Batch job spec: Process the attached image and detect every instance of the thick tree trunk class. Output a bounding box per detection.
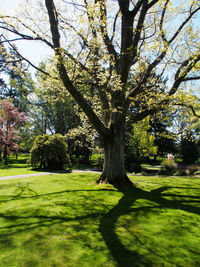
[97,131,132,189]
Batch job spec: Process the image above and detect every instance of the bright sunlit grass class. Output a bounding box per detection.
[0,167,42,177]
[0,172,199,266]
[0,154,41,177]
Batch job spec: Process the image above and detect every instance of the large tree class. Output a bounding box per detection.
[1,0,200,187]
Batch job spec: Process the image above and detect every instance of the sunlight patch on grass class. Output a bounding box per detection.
[0,167,40,177]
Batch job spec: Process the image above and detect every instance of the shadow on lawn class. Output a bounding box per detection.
[0,184,113,238]
[0,182,199,266]
[99,185,200,267]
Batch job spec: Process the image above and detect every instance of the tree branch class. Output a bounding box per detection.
[130,0,146,17]
[131,1,200,99]
[169,54,200,96]
[159,0,170,46]
[111,9,120,43]
[98,0,119,71]
[131,1,148,61]
[0,16,54,48]
[176,103,200,118]
[45,0,111,139]
[169,5,200,44]
[84,0,97,38]
[3,38,53,77]
[183,76,200,81]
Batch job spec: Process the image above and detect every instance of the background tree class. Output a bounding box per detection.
[34,62,80,135]
[0,99,27,164]
[181,136,199,164]
[125,117,158,172]
[172,92,200,163]
[67,123,96,165]
[149,112,177,159]
[1,0,200,187]
[0,43,34,112]
[18,119,43,153]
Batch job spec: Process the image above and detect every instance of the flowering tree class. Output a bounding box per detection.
[0,99,27,164]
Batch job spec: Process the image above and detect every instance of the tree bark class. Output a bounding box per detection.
[97,127,133,188]
[4,147,8,165]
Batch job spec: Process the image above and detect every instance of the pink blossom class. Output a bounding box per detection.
[0,99,27,158]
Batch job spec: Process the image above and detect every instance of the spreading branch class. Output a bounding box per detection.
[98,0,119,71]
[45,0,111,139]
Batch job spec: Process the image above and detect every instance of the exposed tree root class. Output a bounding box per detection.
[96,173,133,191]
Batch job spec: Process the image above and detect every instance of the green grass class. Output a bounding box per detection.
[0,166,43,177]
[0,172,199,266]
[0,154,42,177]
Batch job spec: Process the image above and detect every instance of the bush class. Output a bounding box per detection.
[174,168,187,176]
[159,158,177,175]
[30,134,71,170]
[186,165,198,175]
[96,156,104,170]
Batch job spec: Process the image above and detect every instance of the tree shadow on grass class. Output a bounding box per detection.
[99,185,200,267]
[0,182,199,266]
[0,181,116,204]
[0,183,117,265]
[0,182,116,233]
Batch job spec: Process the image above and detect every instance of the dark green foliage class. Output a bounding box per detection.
[95,156,104,170]
[30,134,71,170]
[149,114,177,158]
[175,164,198,176]
[125,117,157,173]
[125,147,142,173]
[68,133,92,165]
[181,139,199,164]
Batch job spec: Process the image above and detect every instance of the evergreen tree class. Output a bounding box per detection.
[0,43,34,112]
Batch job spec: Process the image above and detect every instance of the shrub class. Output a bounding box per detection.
[30,134,71,170]
[96,156,104,170]
[186,165,198,175]
[159,158,177,175]
[174,168,187,176]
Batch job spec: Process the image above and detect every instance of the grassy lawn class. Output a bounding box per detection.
[0,154,41,177]
[0,154,102,176]
[0,167,43,177]
[0,172,199,266]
